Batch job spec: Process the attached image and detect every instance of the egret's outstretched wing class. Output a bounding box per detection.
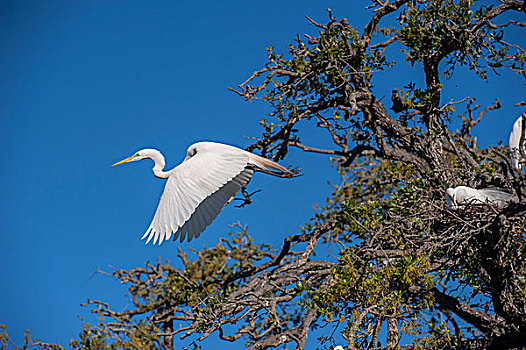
[176,167,254,242]
[142,148,253,244]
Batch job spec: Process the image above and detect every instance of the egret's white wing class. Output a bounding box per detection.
[176,167,254,242]
[142,148,253,244]
[477,188,517,205]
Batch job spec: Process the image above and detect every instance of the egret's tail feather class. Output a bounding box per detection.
[247,153,302,178]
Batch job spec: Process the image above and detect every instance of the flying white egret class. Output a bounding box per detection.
[445,186,517,210]
[509,114,525,169]
[112,142,300,244]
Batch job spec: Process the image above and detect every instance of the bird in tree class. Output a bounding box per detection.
[112,141,300,244]
[509,114,526,170]
[445,186,518,210]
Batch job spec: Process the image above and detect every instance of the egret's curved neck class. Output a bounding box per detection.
[149,152,171,179]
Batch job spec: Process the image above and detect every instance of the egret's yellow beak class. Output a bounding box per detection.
[112,156,135,167]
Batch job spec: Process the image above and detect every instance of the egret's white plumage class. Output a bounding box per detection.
[445,186,517,210]
[112,142,299,244]
[509,115,525,169]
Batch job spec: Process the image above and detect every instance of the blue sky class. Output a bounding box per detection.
[0,1,524,349]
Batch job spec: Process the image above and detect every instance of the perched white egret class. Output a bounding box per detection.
[113,142,300,244]
[509,115,525,169]
[445,186,517,210]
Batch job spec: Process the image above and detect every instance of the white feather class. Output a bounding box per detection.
[509,115,525,170]
[146,145,249,244]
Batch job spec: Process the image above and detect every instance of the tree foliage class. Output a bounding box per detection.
[4,0,526,349]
